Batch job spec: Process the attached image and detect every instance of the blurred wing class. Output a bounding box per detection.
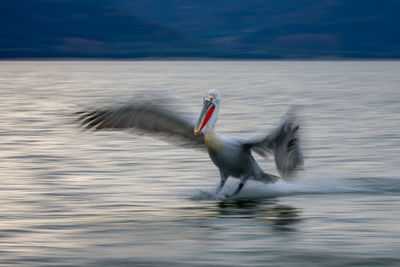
[76,101,205,150]
[242,108,303,179]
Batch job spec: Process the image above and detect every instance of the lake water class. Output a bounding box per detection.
[0,61,399,266]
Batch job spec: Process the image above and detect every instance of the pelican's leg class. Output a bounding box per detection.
[232,181,245,196]
[216,170,228,194]
[229,176,249,197]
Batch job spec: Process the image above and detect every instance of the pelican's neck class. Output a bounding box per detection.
[203,104,222,152]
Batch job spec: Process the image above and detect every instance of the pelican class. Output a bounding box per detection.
[77,89,303,197]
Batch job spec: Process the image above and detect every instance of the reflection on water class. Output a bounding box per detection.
[217,200,301,230]
[0,61,400,266]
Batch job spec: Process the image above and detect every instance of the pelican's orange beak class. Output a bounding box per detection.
[194,100,215,135]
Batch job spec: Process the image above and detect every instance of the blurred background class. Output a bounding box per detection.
[1,0,400,59]
[1,1,400,267]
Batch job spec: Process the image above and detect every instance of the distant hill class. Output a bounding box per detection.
[1,0,399,59]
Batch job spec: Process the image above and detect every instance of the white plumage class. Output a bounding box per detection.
[77,90,303,196]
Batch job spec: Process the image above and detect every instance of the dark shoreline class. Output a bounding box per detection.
[1,57,400,61]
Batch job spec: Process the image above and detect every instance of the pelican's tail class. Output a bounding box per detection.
[254,172,280,184]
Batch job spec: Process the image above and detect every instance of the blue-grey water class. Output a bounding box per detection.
[0,61,399,266]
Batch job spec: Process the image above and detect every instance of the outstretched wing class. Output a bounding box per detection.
[76,101,205,150]
[242,108,303,179]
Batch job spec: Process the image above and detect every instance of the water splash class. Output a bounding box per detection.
[190,176,400,201]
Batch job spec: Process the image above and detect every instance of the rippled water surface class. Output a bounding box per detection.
[0,61,399,266]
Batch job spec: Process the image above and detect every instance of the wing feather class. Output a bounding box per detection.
[76,101,205,150]
[243,108,303,179]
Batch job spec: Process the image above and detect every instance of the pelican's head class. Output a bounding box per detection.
[194,89,220,135]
